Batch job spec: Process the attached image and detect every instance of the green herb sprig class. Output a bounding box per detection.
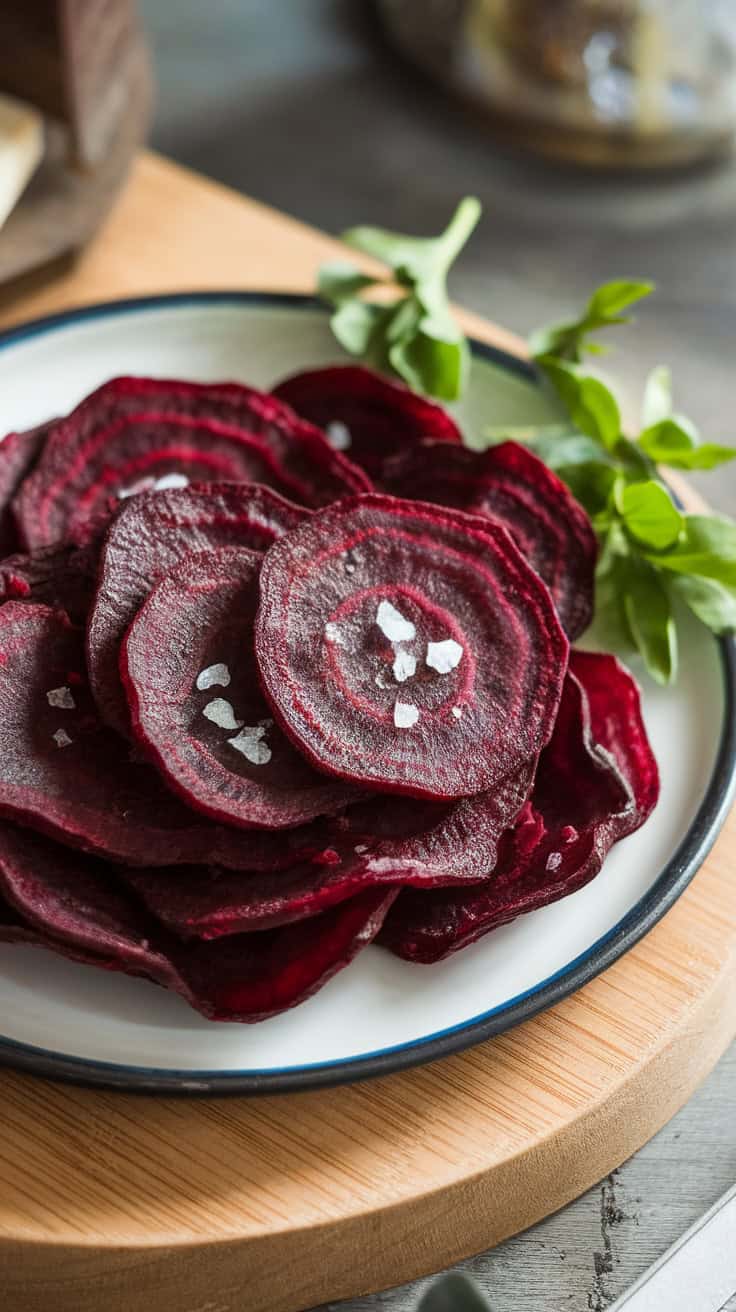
[318,197,481,402]
[522,283,736,684]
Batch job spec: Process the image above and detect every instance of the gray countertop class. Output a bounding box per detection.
[139,3,736,1307]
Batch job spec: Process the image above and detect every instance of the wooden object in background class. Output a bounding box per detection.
[0,1,151,285]
[0,155,735,1312]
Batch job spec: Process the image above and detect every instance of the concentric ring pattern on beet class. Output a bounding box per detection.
[0,366,659,1024]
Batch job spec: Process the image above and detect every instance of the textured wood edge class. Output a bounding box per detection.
[0,154,735,1312]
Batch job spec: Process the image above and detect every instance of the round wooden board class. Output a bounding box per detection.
[0,157,735,1312]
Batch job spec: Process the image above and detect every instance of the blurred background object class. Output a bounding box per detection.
[139,0,736,513]
[378,0,736,168]
[0,0,151,284]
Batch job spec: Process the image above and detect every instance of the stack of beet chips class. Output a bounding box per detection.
[0,367,658,1022]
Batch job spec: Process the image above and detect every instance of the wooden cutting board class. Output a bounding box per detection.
[0,153,735,1312]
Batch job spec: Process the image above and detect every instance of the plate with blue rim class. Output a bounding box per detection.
[0,291,733,1094]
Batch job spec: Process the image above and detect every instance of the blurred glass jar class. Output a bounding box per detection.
[377,0,736,167]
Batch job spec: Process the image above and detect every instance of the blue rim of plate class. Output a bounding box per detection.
[0,290,734,1096]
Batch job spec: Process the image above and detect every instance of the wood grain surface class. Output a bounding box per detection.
[0,154,735,1312]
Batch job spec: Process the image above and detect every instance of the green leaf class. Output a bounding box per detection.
[620,480,684,550]
[556,459,618,516]
[622,561,678,685]
[528,431,605,469]
[641,365,672,427]
[529,280,653,362]
[647,514,736,586]
[342,196,481,284]
[330,300,384,357]
[318,261,376,304]
[670,574,736,634]
[586,279,654,322]
[539,361,620,449]
[390,330,467,401]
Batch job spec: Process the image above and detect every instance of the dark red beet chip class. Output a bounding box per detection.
[382,440,597,639]
[14,375,372,548]
[122,547,360,829]
[0,602,330,870]
[379,651,659,962]
[0,422,50,554]
[0,825,397,1022]
[122,762,535,937]
[87,482,308,736]
[273,364,462,480]
[0,543,99,623]
[255,493,568,800]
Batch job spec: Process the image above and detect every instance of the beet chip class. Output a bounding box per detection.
[14,375,372,549]
[0,422,50,555]
[256,493,568,800]
[0,825,397,1022]
[273,364,462,480]
[122,547,360,829]
[0,543,99,623]
[379,650,659,962]
[121,761,535,937]
[0,602,338,870]
[87,482,308,736]
[382,440,597,639]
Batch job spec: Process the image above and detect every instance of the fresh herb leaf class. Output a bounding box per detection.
[320,198,481,401]
[645,515,736,586]
[529,279,653,362]
[621,558,678,685]
[641,365,672,427]
[669,574,736,634]
[539,361,621,449]
[619,480,684,550]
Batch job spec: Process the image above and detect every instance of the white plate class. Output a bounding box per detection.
[0,293,733,1094]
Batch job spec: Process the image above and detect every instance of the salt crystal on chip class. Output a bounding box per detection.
[377,600,416,643]
[196,663,231,691]
[202,698,242,731]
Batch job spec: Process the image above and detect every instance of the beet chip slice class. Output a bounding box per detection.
[87,482,308,736]
[379,650,659,962]
[382,440,597,639]
[273,364,462,480]
[122,547,360,829]
[0,824,397,1022]
[0,543,99,623]
[256,493,568,800]
[15,374,372,549]
[0,422,50,555]
[0,602,330,870]
[122,761,535,938]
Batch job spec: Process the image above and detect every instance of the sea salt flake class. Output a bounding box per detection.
[53,728,73,748]
[326,420,352,450]
[426,639,463,674]
[377,600,416,643]
[117,476,156,500]
[325,621,344,645]
[47,686,75,710]
[202,698,242,731]
[354,844,369,854]
[451,706,463,719]
[392,648,416,683]
[154,472,189,491]
[546,851,563,872]
[394,700,419,729]
[228,725,272,765]
[196,662,231,691]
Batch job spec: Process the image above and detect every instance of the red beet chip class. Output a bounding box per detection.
[255,493,569,800]
[0,824,397,1022]
[122,547,360,829]
[382,440,597,639]
[14,375,372,549]
[0,422,50,554]
[87,482,308,736]
[0,543,99,623]
[379,650,659,962]
[0,602,329,870]
[273,364,462,480]
[121,762,535,938]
